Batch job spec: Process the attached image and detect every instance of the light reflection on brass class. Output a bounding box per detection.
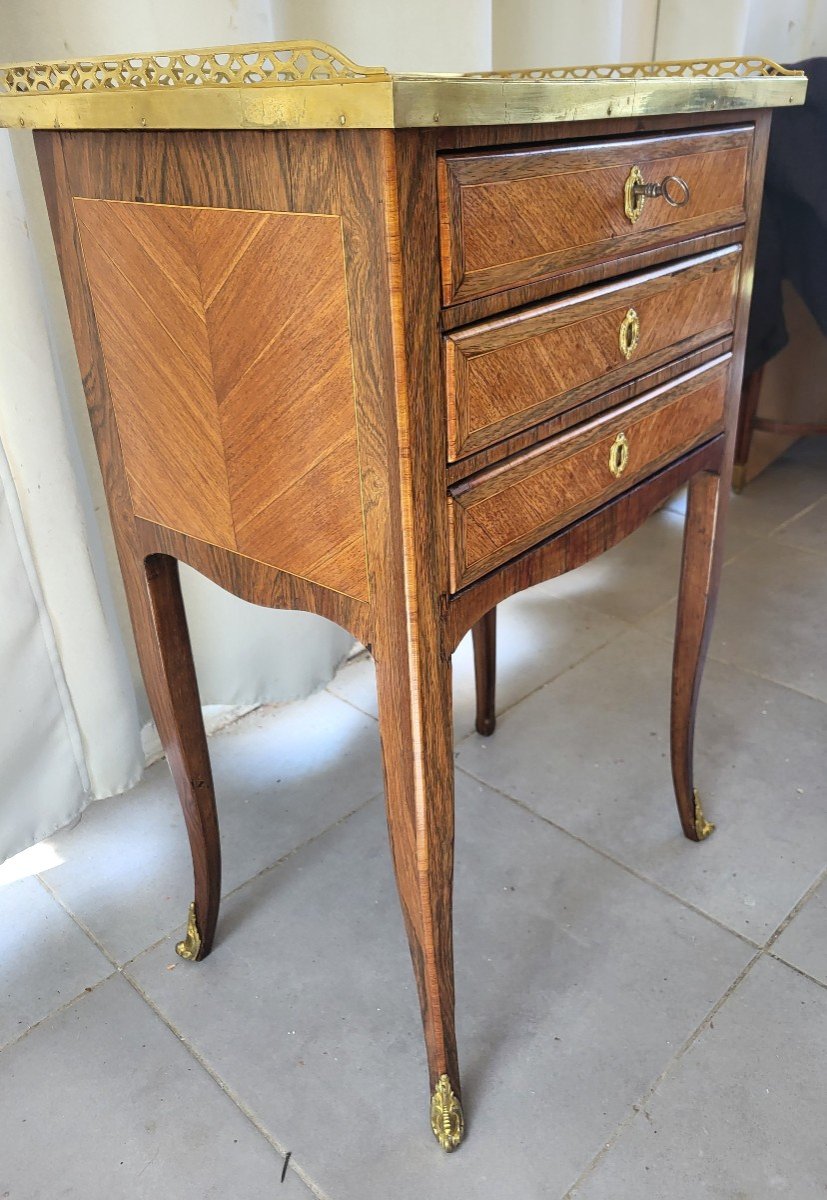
[430,1074,464,1151]
[619,308,641,360]
[0,46,806,130]
[175,902,202,961]
[693,790,716,840]
[608,431,630,479]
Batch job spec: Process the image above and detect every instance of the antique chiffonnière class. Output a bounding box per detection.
[0,43,806,1149]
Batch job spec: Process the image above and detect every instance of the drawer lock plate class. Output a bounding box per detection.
[609,431,630,479]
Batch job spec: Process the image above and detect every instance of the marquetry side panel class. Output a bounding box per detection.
[448,357,730,589]
[74,197,369,601]
[74,197,235,546]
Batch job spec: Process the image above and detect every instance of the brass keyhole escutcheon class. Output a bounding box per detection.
[624,164,691,224]
[609,431,629,479]
[619,307,640,360]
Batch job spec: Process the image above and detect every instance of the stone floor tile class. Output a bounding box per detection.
[642,538,827,702]
[571,956,827,1199]
[126,778,750,1200]
[0,974,314,1199]
[40,691,383,964]
[772,876,827,985]
[772,494,827,556]
[0,874,112,1049]
[457,629,827,941]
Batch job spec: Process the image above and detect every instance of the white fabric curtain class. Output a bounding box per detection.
[2,0,824,864]
[0,0,353,863]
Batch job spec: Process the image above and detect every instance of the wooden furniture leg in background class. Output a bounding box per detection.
[143,554,222,959]
[374,633,463,1151]
[670,468,725,842]
[732,366,764,491]
[472,608,497,736]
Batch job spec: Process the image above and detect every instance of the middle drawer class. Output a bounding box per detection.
[444,245,739,461]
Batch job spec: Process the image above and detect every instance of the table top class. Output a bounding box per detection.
[0,41,807,131]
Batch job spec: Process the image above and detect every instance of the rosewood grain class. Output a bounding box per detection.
[449,357,730,590]
[445,437,726,653]
[75,196,369,600]
[445,246,739,459]
[439,126,751,304]
[445,337,733,483]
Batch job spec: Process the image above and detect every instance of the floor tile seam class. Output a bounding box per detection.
[219,791,382,906]
[625,529,787,631]
[767,536,827,558]
[453,766,763,951]
[766,493,827,537]
[327,608,635,730]
[561,947,764,1198]
[36,871,122,968]
[117,791,383,971]
[763,865,827,949]
[765,949,827,991]
[0,966,118,1056]
[119,970,333,1200]
[619,617,827,705]
[323,684,379,723]
[453,615,639,751]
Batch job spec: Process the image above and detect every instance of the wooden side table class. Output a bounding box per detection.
[0,43,806,1150]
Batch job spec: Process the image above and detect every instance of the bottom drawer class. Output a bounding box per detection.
[448,355,729,591]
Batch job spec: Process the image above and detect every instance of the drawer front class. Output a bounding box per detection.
[438,126,751,305]
[445,245,739,460]
[448,357,729,590]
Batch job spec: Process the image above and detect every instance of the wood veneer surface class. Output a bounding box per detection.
[439,126,751,303]
[446,245,740,459]
[75,196,368,601]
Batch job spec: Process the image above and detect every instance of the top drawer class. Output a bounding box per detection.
[438,125,751,305]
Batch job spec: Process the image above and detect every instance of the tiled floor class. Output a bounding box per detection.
[2,440,825,1199]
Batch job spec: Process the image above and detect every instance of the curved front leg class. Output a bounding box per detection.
[671,469,725,841]
[142,554,222,957]
[374,630,463,1151]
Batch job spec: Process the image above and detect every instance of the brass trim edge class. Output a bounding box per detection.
[430,1074,464,1151]
[175,901,203,960]
[1,40,388,94]
[0,44,807,128]
[458,55,804,81]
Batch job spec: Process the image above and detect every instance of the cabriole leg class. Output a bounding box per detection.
[142,554,221,958]
[671,470,725,841]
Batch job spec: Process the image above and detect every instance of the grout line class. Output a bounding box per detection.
[764,865,827,951]
[764,493,826,538]
[0,968,118,1056]
[455,765,764,952]
[329,605,638,737]
[765,534,827,560]
[121,790,382,970]
[561,864,827,1195]
[766,950,827,991]
[218,792,381,908]
[36,788,381,974]
[562,948,764,1198]
[36,872,123,966]
[626,613,827,708]
[121,971,332,1200]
